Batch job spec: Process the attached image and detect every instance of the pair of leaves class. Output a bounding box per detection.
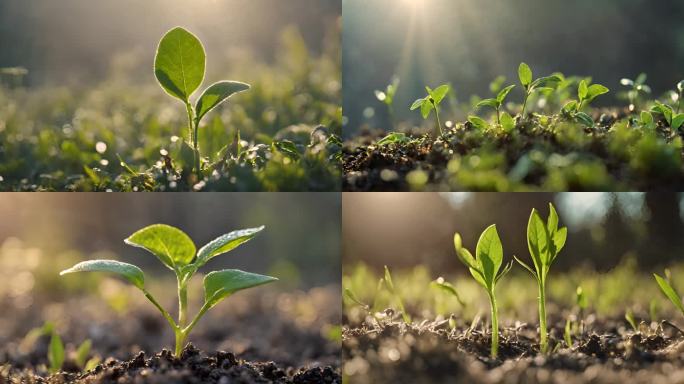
[454,225,512,292]
[652,101,684,129]
[154,27,249,124]
[476,85,516,110]
[377,132,410,146]
[654,273,684,316]
[518,63,562,92]
[375,77,400,106]
[516,204,567,281]
[410,84,450,119]
[578,80,609,106]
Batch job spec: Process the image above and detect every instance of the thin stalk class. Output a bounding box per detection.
[496,106,501,125]
[183,302,211,335]
[175,278,189,356]
[538,281,548,354]
[185,103,200,179]
[521,90,530,118]
[488,291,499,359]
[143,290,178,331]
[432,101,443,136]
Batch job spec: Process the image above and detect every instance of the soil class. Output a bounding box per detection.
[342,112,684,191]
[0,286,341,384]
[343,312,684,384]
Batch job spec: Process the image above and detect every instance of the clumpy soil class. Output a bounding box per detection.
[343,111,684,191]
[343,313,684,384]
[0,286,341,383]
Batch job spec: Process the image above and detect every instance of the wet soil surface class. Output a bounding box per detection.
[0,286,341,383]
[343,313,684,384]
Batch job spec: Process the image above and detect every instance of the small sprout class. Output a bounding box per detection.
[376,77,400,128]
[154,27,250,180]
[61,224,277,356]
[640,111,655,129]
[651,101,684,130]
[564,318,572,347]
[410,84,450,136]
[344,288,370,312]
[654,271,684,317]
[376,132,410,147]
[48,331,65,374]
[467,115,489,131]
[454,225,512,359]
[382,265,410,324]
[515,203,567,354]
[74,339,92,369]
[620,73,651,112]
[432,276,466,307]
[518,62,562,118]
[625,310,638,332]
[576,286,588,311]
[476,84,515,125]
[561,80,609,127]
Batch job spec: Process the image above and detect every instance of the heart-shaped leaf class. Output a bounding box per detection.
[518,63,532,87]
[586,84,609,102]
[204,269,277,308]
[60,260,145,290]
[125,224,196,270]
[195,226,265,267]
[154,27,206,102]
[195,81,250,123]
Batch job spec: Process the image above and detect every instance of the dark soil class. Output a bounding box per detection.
[343,313,684,384]
[0,286,341,384]
[343,112,684,191]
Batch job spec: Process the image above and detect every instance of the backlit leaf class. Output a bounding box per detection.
[125,224,196,269]
[154,27,205,102]
[518,63,532,87]
[60,260,145,290]
[195,81,250,123]
[654,273,684,315]
[204,269,277,308]
[475,224,503,289]
[195,226,265,267]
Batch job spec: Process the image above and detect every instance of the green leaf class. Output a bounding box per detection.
[500,112,515,132]
[641,111,654,126]
[475,224,503,289]
[496,85,515,103]
[527,209,547,269]
[562,100,578,113]
[653,102,673,124]
[154,27,206,102]
[343,288,368,308]
[468,115,488,130]
[586,84,609,101]
[420,100,433,119]
[273,140,301,161]
[672,114,684,130]
[578,80,588,101]
[60,260,145,290]
[410,97,426,111]
[547,203,559,235]
[383,265,395,292]
[204,269,277,308]
[476,98,499,109]
[518,63,532,87]
[430,84,450,104]
[75,340,92,368]
[195,81,250,123]
[654,273,684,316]
[454,233,487,288]
[514,255,537,277]
[531,75,563,90]
[377,132,409,146]
[575,112,594,128]
[195,226,265,267]
[125,224,196,269]
[432,278,465,306]
[48,332,65,374]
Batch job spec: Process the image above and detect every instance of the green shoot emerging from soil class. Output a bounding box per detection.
[518,63,562,118]
[60,224,277,356]
[476,84,515,126]
[561,80,610,127]
[410,84,450,136]
[382,265,411,324]
[454,225,512,358]
[654,271,684,318]
[154,27,250,181]
[515,203,567,354]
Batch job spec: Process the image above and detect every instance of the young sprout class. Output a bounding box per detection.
[625,310,638,332]
[654,271,684,318]
[154,27,250,180]
[381,265,410,324]
[515,203,567,354]
[61,224,277,356]
[651,101,684,130]
[476,84,516,125]
[410,84,450,136]
[620,73,651,112]
[375,77,400,128]
[454,225,513,358]
[561,80,610,127]
[518,63,562,118]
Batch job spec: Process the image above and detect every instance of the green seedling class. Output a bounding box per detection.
[376,77,400,128]
[48,330,64,374]
[515,203,567,354]
[651,101,684,130]
[431,276,466,307]
[561,80,609,127]
[518,63,563,118]
[564,318,572,348]
[410,84,450,136]
[620,73,651,112]
[381,265,410,323]
[654,271,684,318]
[376,132,410,146]
[625,310,638,332]
[476,84,515,126]
[454,225,512,359]
[61,224,277,356]
[154,27,250,180]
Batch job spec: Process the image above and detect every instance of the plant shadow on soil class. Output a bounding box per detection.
[343,312,684,384]
[0,287,341,384]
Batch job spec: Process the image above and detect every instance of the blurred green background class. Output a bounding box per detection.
[0,192,340,308]
[342,0,684,137]
[344,192,684,272]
